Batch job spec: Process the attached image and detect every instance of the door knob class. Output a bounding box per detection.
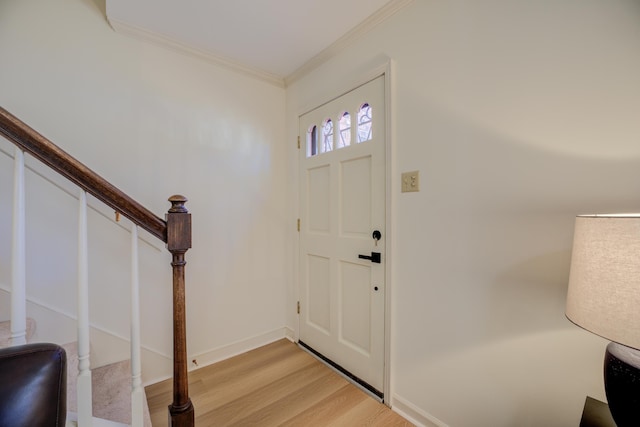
[358,252,381,264]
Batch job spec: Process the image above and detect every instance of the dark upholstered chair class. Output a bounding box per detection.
[0,343,67,427]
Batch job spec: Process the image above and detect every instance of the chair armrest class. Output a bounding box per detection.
[0,343,67,427]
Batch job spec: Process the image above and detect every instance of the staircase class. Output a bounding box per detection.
[0,320,152,426]
[0,106,195,426]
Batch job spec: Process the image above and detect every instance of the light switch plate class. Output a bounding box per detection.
[401,171,420,192]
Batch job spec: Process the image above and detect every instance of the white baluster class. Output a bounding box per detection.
[10,148,26,346]
[77,190,93,426]
[130,225,144,427]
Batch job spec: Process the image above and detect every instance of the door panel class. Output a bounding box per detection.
[299,75,385,394]
[307,255,331,334]
[341,156,372,236]
[339,260,371,355]
[307,165,330,233]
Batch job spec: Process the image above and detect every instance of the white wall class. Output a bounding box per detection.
[0,0,288,382]
[286,1,640,426]
[3,0,640,424]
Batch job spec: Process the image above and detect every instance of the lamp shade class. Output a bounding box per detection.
[566,215,640,351]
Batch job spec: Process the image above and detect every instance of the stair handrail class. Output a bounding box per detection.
[0,107,166,241]
[0,106,194,426]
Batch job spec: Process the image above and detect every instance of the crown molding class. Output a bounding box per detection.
[106,0,414,89]
[107,18,286,88]
[284,0,415,86]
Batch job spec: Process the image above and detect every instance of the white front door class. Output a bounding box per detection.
[298,75,386,396]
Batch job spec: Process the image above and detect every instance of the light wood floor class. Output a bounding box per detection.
[146,339,413,426]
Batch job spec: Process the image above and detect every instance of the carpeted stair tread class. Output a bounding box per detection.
[64,342,152,427]
[0,318,36,348]
[91,359,152,427]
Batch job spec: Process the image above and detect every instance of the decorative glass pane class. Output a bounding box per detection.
[338,112,351,149]
[307,125,318,157]
[357,103,372,143]
[322,119,333,152]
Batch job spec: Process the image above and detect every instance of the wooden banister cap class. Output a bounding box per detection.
[168,195,189,213]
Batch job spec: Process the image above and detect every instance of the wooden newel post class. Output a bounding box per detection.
[166,195,194,427]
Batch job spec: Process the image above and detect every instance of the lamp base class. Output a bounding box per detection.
[604,342,640,427]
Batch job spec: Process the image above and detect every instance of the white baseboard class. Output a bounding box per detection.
[143,326,294,386]
[2,285,295,389]
[188,326,294,372]
[1,285,173,384]
[391,394,449,427]
[284,326,295,342]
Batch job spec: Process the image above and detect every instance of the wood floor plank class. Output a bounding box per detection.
[227,369,348,426]
[328,397,394,426]
[370,409,416,427]
[145,339,413,426]
[279,384,369,426]
[197,362,339,425]
[194,352,318,415]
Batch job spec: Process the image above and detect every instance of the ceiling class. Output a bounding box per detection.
[105,0,410,84]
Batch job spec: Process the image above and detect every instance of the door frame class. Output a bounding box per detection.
[294,58,395,403]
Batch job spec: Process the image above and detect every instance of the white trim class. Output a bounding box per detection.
[106,18,286,88]
[296,57,392,119]
[10,147,27,346]
[284,0,414,86]
[77,190,93,426]
[284,326,295,342]
[130,225,144,427]
[295,57,394,403]
[2,283,295,386]
[391,394,449,427]
[187,327,293,372]
[104,1,413,89]
[383,59,396,405]
[0,284,171,360]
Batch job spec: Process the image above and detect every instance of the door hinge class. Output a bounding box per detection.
[297,136,300,149]
[297,301,300,314]
[297,218,300,232]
